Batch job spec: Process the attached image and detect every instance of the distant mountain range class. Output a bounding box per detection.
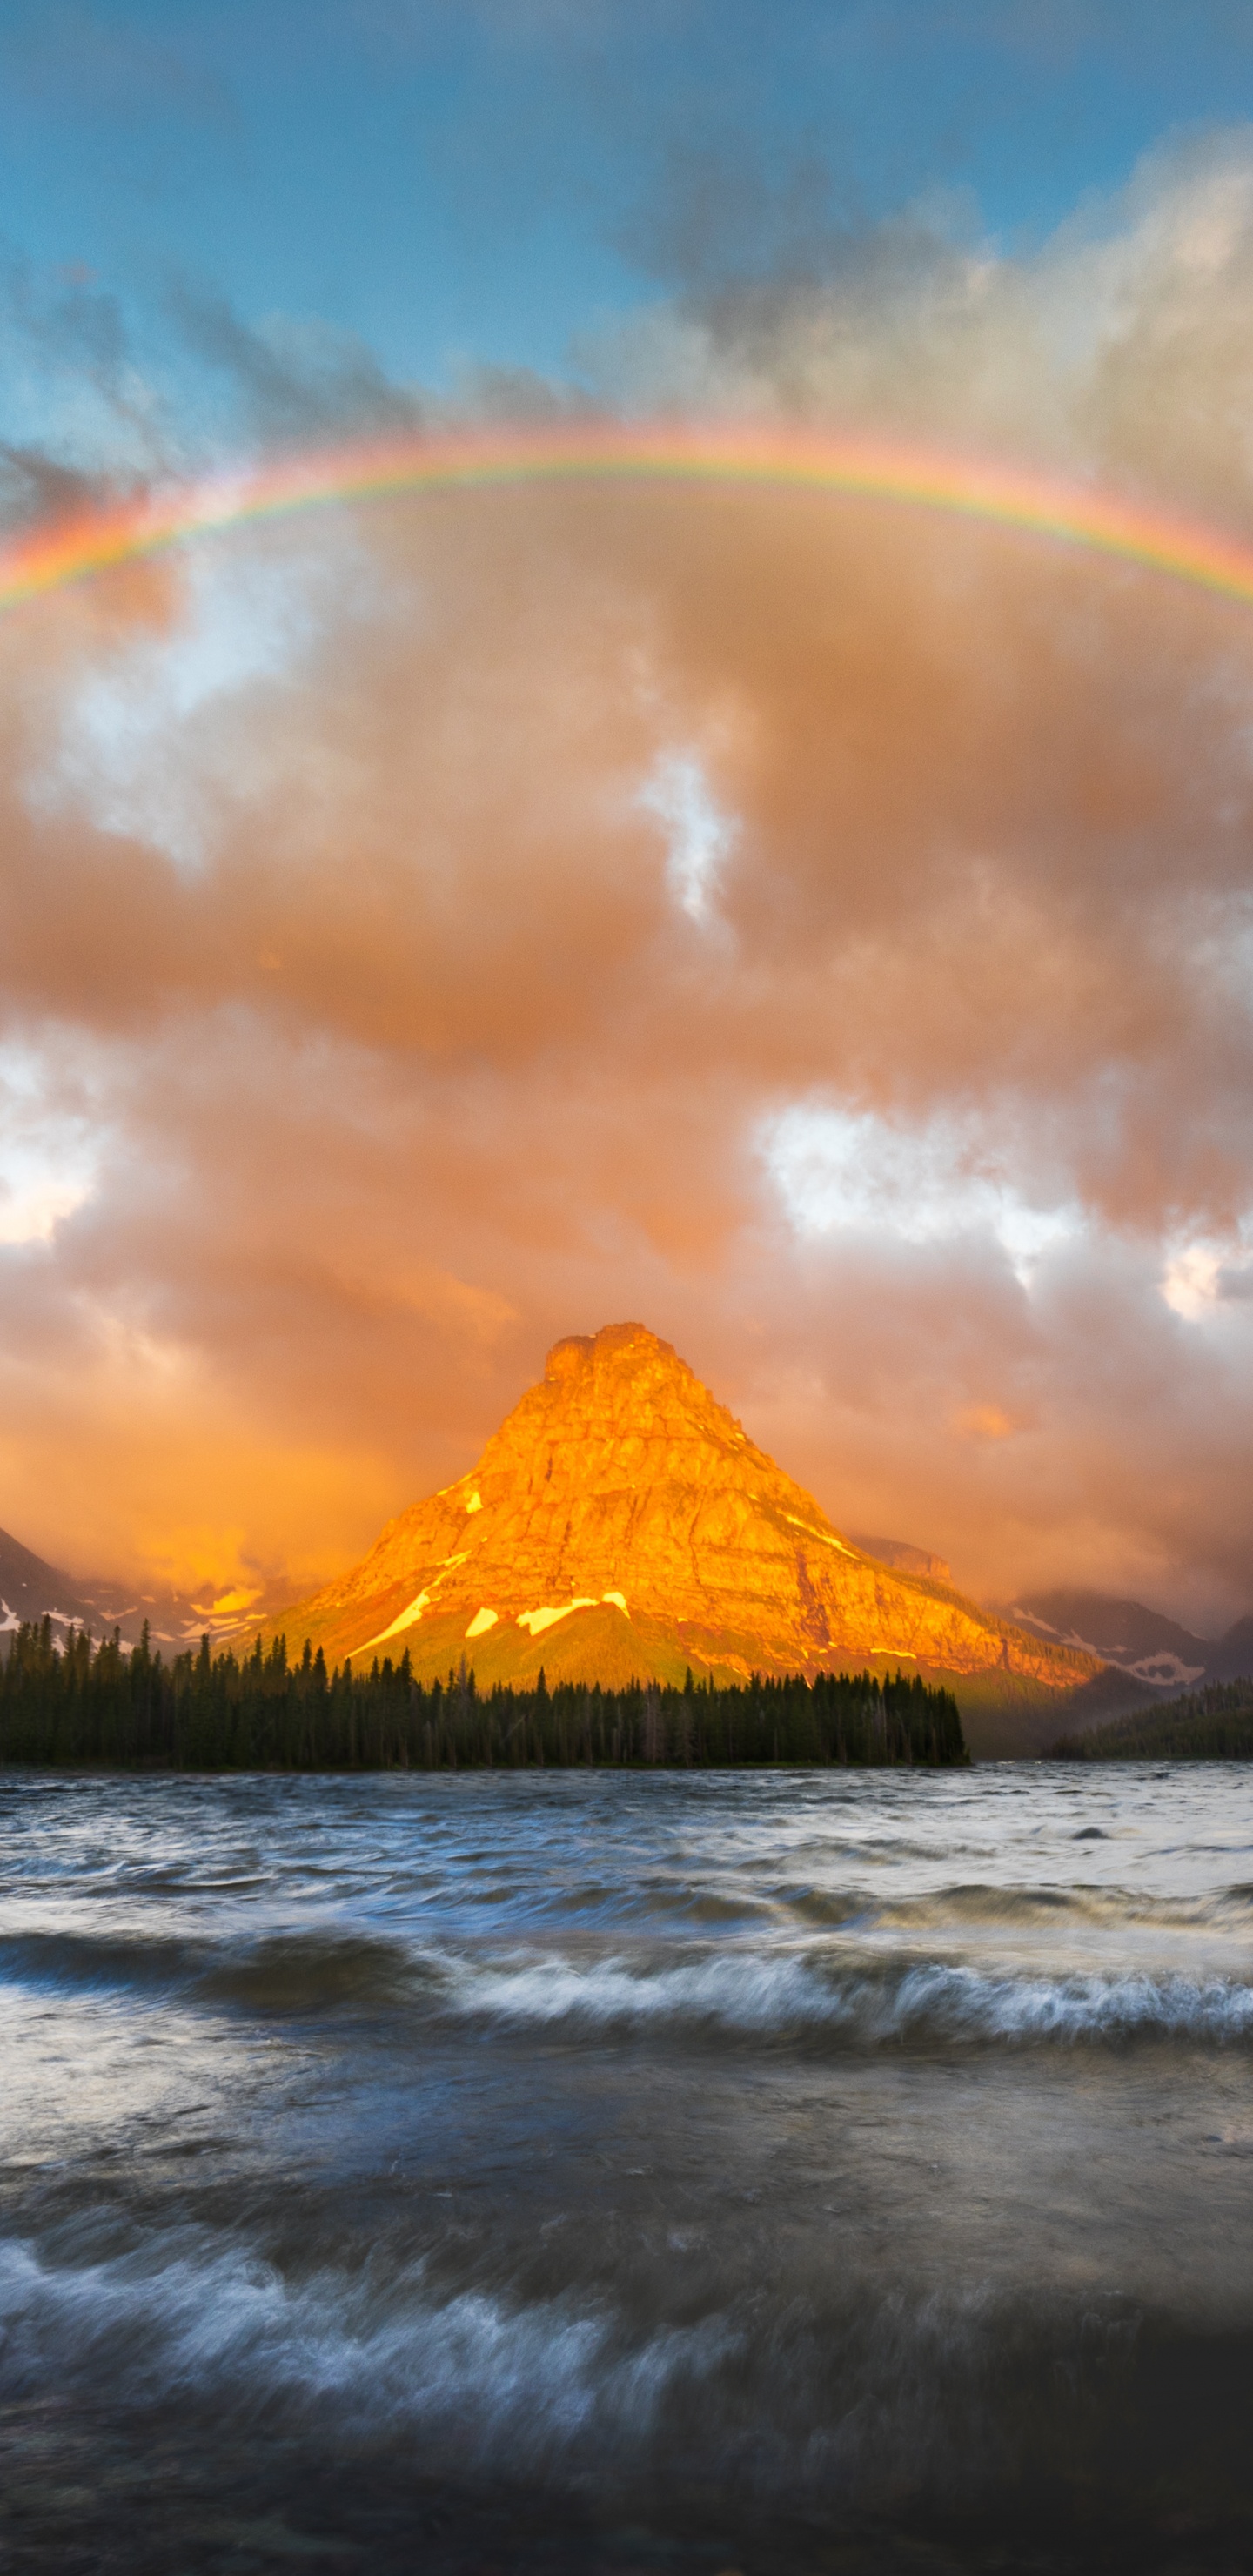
[0,1526,265,1654]
[998,1589,1253,1694]
[8,1329,1252,1760]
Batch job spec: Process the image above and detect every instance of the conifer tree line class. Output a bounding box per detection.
[1048,1678,1253,1761]
[0,1620,967,1769]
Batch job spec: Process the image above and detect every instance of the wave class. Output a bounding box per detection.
[0,1928,211,2000]
[0,2234,735,2476]
[3,2225,1251,2526]
[547,1879,767,1926]
[443,1949,1253,2048]
[4,1923,1252,2051]
[846,1880,1253,1931]
[0,1925,451,2021]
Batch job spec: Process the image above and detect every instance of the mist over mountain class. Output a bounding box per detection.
[1004,1589,1253,1695]
[0,1526,270,1654]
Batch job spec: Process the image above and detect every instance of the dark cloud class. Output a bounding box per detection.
[0,246,174,486]
[0,442,101,532]
[613,138,869,299]
[164,280,424,446]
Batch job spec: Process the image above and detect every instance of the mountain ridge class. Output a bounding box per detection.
[1002,1587,1253,1694]
[16,1327,1236,1754]
[0,1525,273,1654]
[257,1322,1113,1743]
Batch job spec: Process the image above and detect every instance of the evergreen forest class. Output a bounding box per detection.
[1048,1678,1253,1761]
[0,1620,967,1770]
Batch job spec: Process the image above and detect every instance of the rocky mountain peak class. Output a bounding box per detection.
[545,1321,666,1377]
[261,1323,1108,1723]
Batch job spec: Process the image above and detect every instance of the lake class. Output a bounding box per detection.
[1,1763,1250,2572]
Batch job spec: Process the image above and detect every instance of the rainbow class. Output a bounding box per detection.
[3,422,1253,618]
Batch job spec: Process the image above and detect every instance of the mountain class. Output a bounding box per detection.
[1003,1588,1253,1694]
[1216,1616,1253,1680]
[258,1322,1121,1749]
[0,1524,270,1653]
[0,1527,98,1640]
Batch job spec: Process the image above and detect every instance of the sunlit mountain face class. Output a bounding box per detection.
[256,1322,1133,1754]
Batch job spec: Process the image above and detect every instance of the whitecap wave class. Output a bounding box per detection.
[0,2236,736,2467]
[439,1948,1253,2048]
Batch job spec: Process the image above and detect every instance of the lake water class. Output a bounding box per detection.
[1,1764,1251,2573]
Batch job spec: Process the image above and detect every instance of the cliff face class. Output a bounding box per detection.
[261,1322,1102,1705]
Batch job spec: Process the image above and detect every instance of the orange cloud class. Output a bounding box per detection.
[955,1405,1018,1442]
[6,138,1253,1631]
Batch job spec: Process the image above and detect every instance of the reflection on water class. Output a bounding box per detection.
[1,1763,1251,2570]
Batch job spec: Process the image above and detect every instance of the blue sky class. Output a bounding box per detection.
[3,3,1253,432]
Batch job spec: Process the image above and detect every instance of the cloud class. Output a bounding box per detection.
[31,537,368,874]
[0,252,167,490]
[637,748,739,928]
[8,130,1253,1628]
[164,282,424,447]
[762,1103,1081,1278]
[0,1040,101,1246]
[615,131,871,301]
[0,440,102,533]
[0,252,421,505]
[584,124,1253,513]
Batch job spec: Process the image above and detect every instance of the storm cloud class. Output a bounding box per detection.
[4,132,1253,1629]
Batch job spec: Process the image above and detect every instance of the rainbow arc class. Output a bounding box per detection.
[3,424,1253,614]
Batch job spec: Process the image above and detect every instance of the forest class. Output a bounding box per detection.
[1049,1678,1253,1761]
[0,1620,967,1770]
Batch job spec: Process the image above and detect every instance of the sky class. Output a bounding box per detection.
[5,2,1253,1629]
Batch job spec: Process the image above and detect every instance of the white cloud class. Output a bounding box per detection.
[761,1101,1081,1280]
[1161,1242,1225,1318]
[765,1108,1253,1330]
[637,748,739,929]
[1161,1233,1253,1319]
[28,540,351,873]
[586,126,1253,506]
[0,1043,100,1245]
